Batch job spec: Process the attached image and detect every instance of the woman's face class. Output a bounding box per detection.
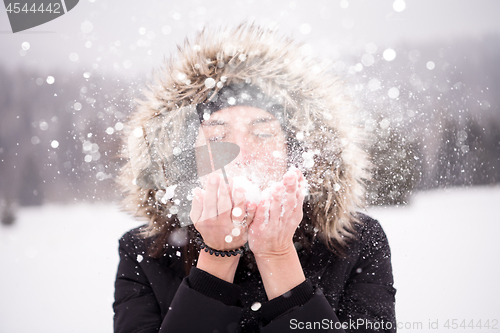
[195,105,287,190]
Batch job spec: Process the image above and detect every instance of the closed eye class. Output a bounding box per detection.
[209,135,226,142]
[254,133,273,139]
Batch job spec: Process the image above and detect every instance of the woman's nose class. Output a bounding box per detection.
[231,132,253,166]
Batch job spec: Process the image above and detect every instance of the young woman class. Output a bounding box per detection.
[113,25,396,332]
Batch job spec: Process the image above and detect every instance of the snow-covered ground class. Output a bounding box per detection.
[0,186,499,332]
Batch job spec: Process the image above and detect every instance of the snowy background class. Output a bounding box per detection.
[1,187,499,332]
[1,0,500,332]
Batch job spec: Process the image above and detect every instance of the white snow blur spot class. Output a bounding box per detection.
[225,235,233,243]
[69,53,79,62]
[74,102,82,111]
[227,97,236,105]
[83,72,91,79]
[457,130,467,142]
[383,49,396,61]
[31,136,40,145]
[133,127,143,138]
[272,150,283,158]
[393,0,406,12]
[80,20,93,33]
[84,155,92,163]
[50,140,59,148]
[138,27,146,35]
[232,207,242,217]
[46,76,55,84]
[172,147,182,156]
[302,151,315,169]
[426,61,435,70]
[232,228,241,237]
[85,41,92,48]
[238,54,247,62]
[380,118,391,129]
[114,122,124,131]
[388,87,400,99]
[39,121,49,131]
[361,54,374,67]
[105,127,114,135]
[162,25,172,35]
[203,113,210,121]
[340,0,349,9]
[21,42,30,51]
[137,254,143,263]
[296,132,304,140]
[299,23,311,35]
[160,185,177,204]
[333,184,341,192]
[251,302,262,311]
[204,78,216,89]
[176,251,181,257]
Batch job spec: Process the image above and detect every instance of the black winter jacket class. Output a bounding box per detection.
[113,214,396,332]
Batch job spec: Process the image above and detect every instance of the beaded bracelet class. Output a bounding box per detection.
[195,236,246,257]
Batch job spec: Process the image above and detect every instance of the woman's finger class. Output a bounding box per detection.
[217,173,232,219]
[250,200,268,233]
[231,188,247,225]
[189,187,204,225]
[268,185,284,228]
[245,202,257,226]
[282,172,298,222]
[201,173,219,220]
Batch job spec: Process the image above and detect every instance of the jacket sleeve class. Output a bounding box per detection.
[258,217,396,333]
[336,217,397,332]
[113,232,163,333]
[113,232,244,333]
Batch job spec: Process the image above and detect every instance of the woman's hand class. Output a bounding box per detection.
[248,168,305,258]
[247,168,307,299]
[189,172,256,283]
[190,172,256,251]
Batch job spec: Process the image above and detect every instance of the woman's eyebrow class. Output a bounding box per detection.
[201,119,226,126]
[250,117,277,125]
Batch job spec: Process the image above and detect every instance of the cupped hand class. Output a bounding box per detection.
[248,168,306,258]
[189,172,256,251]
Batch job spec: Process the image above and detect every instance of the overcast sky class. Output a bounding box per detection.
[1,0,499,76]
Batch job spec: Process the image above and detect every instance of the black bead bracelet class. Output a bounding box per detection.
[195,236,246,257]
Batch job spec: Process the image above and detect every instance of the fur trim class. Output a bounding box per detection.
[117,23,371,250]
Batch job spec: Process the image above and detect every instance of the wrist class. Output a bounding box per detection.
[197,250,240,283]
[253,244,297,263]
[254,248,305,300]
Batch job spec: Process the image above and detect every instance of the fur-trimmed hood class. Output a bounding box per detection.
[118,24,371,251]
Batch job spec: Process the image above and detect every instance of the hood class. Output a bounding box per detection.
[118,24,371,249]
